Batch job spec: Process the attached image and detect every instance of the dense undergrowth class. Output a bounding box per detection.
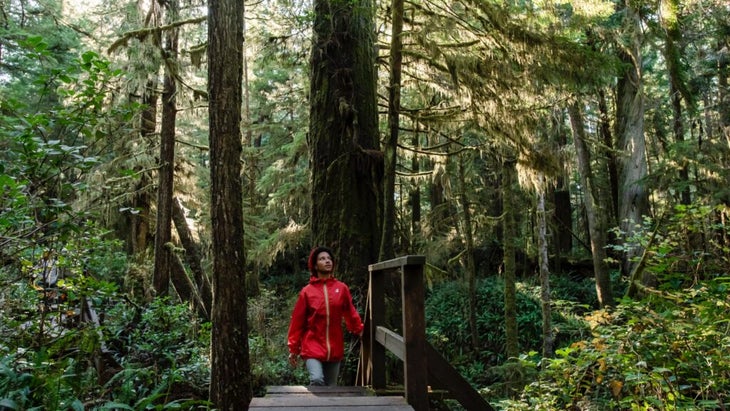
[1,207,729,410]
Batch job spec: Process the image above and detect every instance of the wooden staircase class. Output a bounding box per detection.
[249,256,494,411]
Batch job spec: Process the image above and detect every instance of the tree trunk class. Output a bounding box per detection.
[720,38,730,139]
[598,90,619,224]
[129,79,158,256]
[615,2,650,281]
[172,197,212,319]
[458,155,478,351]
[550,109,572,260]
[661,0,692,205]
[569,102,614,307]
[168,243,207,317]
[502,156,518,360]
[536,177,554,359]
[715,37,730,250]
[208,0,252,408]
[152,0,179,297]
[309,0,381,291]
[409,129,421,252]
[379,0,404,261]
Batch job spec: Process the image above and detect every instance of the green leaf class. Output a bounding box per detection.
[81,50,98,64]
[0,399,19,410]
[99,402,134,410]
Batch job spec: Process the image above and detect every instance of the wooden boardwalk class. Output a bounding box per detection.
[249,386,414,410]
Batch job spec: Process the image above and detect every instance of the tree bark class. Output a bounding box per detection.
[167,243,207,317]
[379,0,405,261]
[569,102,614,307]
[172,197,212,319]
[457,155,478,351]
[208,0,252,407]
[409,129,421,251]
[309,0,381,291]
[615,2,651,281]
[661,0,692,205]
[502,156,518,360]
[550,109,572,260]
[130,80,157,255]
[152,0,179,297]
[536,176,553,359]
[598,90,619,225]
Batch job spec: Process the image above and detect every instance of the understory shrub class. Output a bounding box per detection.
[504,280,730,410]
[425,275,593,373]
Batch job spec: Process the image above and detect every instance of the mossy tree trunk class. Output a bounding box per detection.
[660,0,692,206]
[129,81,157,256]
[172,197,212,318]
[536,176,554,359]
[457,154,479,351]
[309,0,381,291]
[409,130,422,250]
[379,0,404,262]
[208,0,252,407]
[616,2,651,284]
[502,156,518,360]
[152,0,179,297]
[569,102,615,307]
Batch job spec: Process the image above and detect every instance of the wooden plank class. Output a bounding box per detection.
[249,396,411,407]
[249,406,413,411]
[368,255,425,272]
[265,385,371,396]
[375,326,405,361]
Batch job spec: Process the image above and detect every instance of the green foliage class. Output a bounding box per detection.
[101,298,211,408]
[610,204,730,285]
[0,41,135,260]
[504,283,730,410]
[1,228,214,409]
[0,351,92,411]
[248,289,309,394]
[502,203,730,410]
[425,276,594,385]
[0,233,127,410]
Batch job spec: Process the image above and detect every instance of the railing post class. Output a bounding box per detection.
[369,266,386,389]
[401,259,428,411]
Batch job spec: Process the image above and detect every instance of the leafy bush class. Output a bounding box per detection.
[102,297,211,405]
[0,234,131,409]
[425,276,593,372]
[506,281,730,410]
[248,287,312,394]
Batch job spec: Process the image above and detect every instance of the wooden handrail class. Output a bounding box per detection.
[367,255,426,271]
[359,255,494,411]
[362,255,428,410]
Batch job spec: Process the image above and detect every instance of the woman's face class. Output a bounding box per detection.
[315,251,333,275]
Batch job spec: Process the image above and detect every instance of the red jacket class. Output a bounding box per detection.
[287,276,364,362]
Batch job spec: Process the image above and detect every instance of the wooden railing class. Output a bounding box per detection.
[357,255,494,411]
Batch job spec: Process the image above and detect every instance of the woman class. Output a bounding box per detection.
[287,246,364,386]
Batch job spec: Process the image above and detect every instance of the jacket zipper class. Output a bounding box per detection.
[323,282,331,361]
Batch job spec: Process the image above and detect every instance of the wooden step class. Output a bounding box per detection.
[249,385,414,410]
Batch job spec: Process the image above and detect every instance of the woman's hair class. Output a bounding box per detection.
[307,246,334,276]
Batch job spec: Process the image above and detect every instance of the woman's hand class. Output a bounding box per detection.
[288,353,299,367]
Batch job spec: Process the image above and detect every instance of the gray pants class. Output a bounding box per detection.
[305,358,341,386]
